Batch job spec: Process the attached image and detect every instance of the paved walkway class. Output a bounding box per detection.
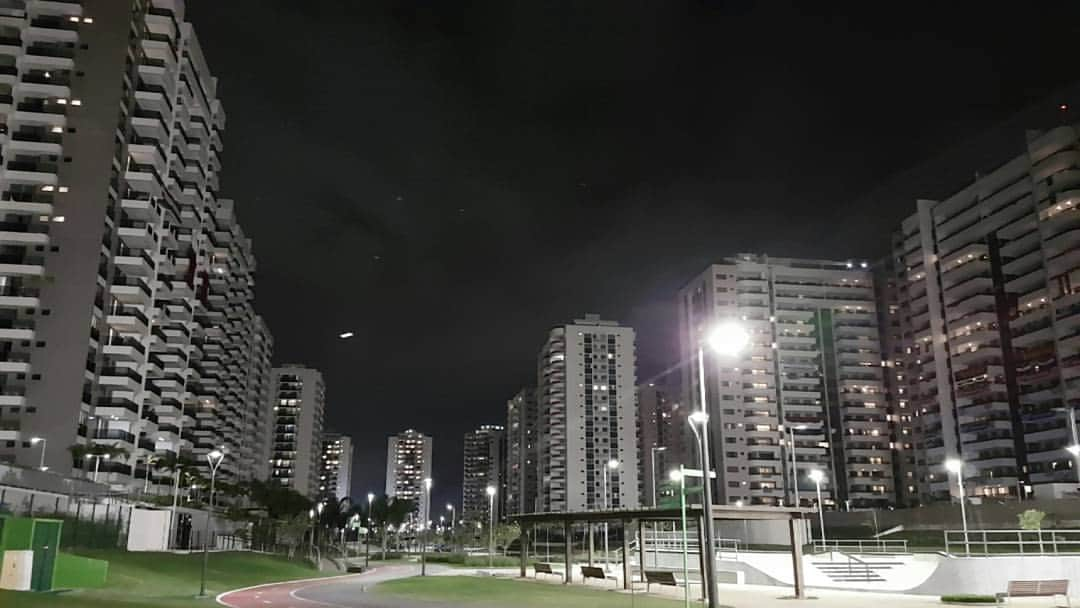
[217,563,454,608]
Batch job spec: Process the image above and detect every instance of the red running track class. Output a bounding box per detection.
[217,571,371,608]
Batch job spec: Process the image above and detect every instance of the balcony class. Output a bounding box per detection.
[0,220,48,247]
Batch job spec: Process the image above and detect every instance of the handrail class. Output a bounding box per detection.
[811,538,909,554]
[944,528,1080,556]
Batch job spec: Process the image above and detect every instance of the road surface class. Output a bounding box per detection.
[217,563,456,608]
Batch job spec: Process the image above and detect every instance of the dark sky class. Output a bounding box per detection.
[192,0,1080,508]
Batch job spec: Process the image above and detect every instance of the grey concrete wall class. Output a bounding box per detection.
[912,555,1080,596]
[825,498,1080,531]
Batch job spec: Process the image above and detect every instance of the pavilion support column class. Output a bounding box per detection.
[519,524,529,578]
[637,519,646,571]
[564,519,573,584]
[587,523,594,566]
[622,520,632,590]
[789,518,806,599]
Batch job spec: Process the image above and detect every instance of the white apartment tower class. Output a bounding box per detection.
[462,424,504,523]
[270,365,325,499]
[537,315,640,512]
[319,432,353,503]
[678,256,892,508]
[505,387,538,515]
[385,429,433,523]
[0,0,274,491]
[890,124,1080,502]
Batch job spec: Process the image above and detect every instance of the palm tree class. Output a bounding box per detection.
[369,495,415,559]
[68,443,131,480]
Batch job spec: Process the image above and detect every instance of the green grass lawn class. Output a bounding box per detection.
[0,549,333,607]
[376,575,682,607]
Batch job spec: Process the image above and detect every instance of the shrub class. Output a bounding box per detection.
[940,594,998,604]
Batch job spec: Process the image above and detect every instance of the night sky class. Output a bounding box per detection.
[192,1,1080,509]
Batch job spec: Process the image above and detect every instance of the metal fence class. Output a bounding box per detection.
[644,530,741,558]
[811,538,909,554]
[945,529,1080,556]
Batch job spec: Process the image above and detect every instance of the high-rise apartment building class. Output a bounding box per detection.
[270,365,325,498]
[889,124,1080,502]
[0,0,274,491]
[537,314,640,512]
[385,428,433,523]
[637,382,688,506]
[318,432,353,503]
[462,424,504,523]
[678,256,892,509]
[505,387,538,515]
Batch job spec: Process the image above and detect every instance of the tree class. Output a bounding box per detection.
[1018,509,1046,530]
[278,513,311,560]
[494,522,522,555]
[369,495,415,559]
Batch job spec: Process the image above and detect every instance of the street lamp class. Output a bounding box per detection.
[90,452,110,483]
[309,508,317,552]
[650,446,667,506]
[446,503,456,530]
[669,468,689,608]
[365,492,375,569]
[944,458,969,555]
[694,320,749,608]
[808,469,827,549]
[486,485,496,567]
[198,449,225,598]
[421,478,432,576]
[783,424,808,506]
[1060,406,1080,483]
[30,437,46,471]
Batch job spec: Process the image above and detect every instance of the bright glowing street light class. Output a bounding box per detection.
[485,485,496,567]
[705,321,751,357]
[808,469,826,547]
[199,449,225,598]
[30,437,46,470]
[338,331,354,339]
[944,458,969,554]
[693,320,748,608]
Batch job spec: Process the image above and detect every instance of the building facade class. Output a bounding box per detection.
[536,314,640,512]
[270,365,325,498]
[637,382,688,506]
[889,124,1080,502]
[385,428,432,524]
[0,0,274,492]
[461,424,504,523]
[505,387,538,515]
[678,256,892,509]
[318,432,353,503]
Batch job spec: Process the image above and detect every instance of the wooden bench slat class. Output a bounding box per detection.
[1004,579,1070,602]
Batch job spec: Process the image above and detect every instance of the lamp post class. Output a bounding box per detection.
[365,492,374,569]
[670,468,689,608]
[808,469,826,549]
[143,456,155,494]
[90,453,110,483]
[1060,405,1080,483]
[694,320,749,608]
[169,404,188,550]
[945,458,969,555]
[783,424,808,506]
[486,485,496,567]
[446,503,456,530]
[198,449,224,598]
[601,458,618,569]
[421,478,431,576]
[650,446,667,506]
[30,437,46,471]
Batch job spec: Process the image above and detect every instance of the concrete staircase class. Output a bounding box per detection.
[810,554,906,583]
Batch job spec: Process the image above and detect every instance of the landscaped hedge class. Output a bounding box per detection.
[940,594,998,604]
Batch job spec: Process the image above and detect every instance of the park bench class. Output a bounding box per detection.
[643,569,700,593]
[533,562,562,581]
[581,565,618,587]
[997,580,1070,606]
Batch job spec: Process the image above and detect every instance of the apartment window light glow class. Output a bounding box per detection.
[71,99,82,106]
